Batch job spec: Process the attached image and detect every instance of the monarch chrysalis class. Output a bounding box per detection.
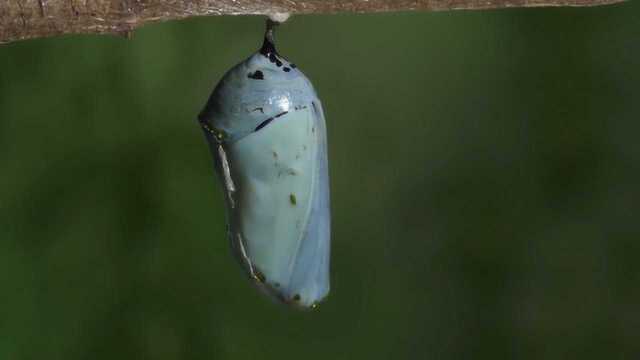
[198,20,330,308]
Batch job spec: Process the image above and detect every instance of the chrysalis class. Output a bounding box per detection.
[198,20,330,308]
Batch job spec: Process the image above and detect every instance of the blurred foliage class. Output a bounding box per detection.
[1,3,639,359]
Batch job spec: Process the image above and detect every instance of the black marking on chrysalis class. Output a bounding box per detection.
[255,118,273,131]
[283,67,291,72]
[290,63,297,69]
[254,111,289,132]
[274,111,289,119]
[267,53,283,67]
[248,70,264,80]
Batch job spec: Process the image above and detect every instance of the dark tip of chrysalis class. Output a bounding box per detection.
[260,19,278,57]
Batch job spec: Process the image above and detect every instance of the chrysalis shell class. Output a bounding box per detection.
[198,21,330,308]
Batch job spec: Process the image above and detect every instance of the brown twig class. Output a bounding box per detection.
[0,0,626,44]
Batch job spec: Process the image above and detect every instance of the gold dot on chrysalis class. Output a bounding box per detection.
[254,270,266,283]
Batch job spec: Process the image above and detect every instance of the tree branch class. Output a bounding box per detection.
[0,0,625,44]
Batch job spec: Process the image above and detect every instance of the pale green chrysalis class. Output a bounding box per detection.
[198,20,330,308]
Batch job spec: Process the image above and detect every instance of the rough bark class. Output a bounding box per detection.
[0,0,626,44]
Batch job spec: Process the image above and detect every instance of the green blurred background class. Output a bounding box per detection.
[1,3,639,359]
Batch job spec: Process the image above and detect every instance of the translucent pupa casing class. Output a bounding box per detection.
[198,24,330,308]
